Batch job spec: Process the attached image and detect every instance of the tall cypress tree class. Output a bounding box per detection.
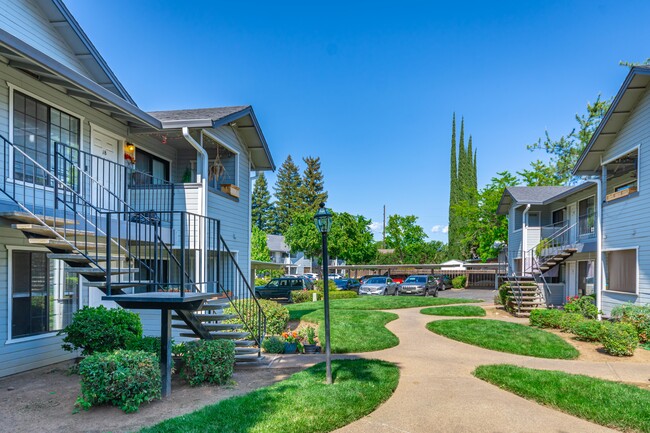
[251,172,274,231]
[448,114,458,257]
[272,155,302,235]
[458,117,467,203]
[299,156,328,213]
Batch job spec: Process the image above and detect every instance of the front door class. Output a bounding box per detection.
[91,130,120,210]
[567,203,577,244]
[565,261,578,299]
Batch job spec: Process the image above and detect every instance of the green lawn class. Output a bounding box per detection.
[426,319,579,359]
[299,309,399,352]
[138,359,399,433]
[474,364,650,433]
[286,296,480,315]
[420,305,486,317]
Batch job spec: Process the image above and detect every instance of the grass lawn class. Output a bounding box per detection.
[300,309,399,352]
[474,364,650,433]
[426,319,579,359]
[420,305,486,317]
[138,359,399,433]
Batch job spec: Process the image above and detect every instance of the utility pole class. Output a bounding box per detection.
[382,205,386,249]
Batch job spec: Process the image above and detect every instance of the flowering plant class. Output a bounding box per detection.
[564,294,599,319]
[281,331,300,344]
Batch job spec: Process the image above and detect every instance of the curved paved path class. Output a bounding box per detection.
[271,304,649,433]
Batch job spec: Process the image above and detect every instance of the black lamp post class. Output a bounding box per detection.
[314,202,333,384]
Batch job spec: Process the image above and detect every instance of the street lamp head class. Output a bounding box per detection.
[314,202,333,234]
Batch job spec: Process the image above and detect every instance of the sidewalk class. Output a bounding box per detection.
[271,305,647,433]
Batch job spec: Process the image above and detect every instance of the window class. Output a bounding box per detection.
[605,149,638,201]
[552,208,565,227]
[578,196,595,237]
[605,249,637,294]
[12,91,80,185]
[11,251,79,339]
[135,148,170,184]
[527,212,541,227]
[578,260,595,296]
[208,142,238,190]
[514,208,523,230]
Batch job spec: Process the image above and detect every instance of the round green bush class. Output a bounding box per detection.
[572,319,604,342]
[564,295,599,319]
[128,336,162,357]
[452,275,467,288]
[529,309,565,329]
[601,322,639,356]
[261,336,285,354]
[611,304,650,343]
[182,340,236,386]
[559,313,586,333]
[59,306,142,356]
[77,350,161,413]
[225,299,289,340]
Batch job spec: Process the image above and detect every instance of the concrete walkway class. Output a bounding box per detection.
[269,305,649,433]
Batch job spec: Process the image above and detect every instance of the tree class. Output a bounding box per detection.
[251,173,274,231]
[527,95,611,185]
[385,214,427,263]
[517,160,562,186]
[251,225,271,262]
[448,114,459,257]
[272,155,302,234]
[283,211,321,259]
[299,156,328,213]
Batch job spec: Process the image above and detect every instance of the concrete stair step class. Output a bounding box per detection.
[200,299,232,310]
[27,238,106,251]
[66,267,135,276]
[172,313,238,322]
[179,331,250,339]
[0,211,78,226]
[172,323,244,331]
[48,253,107,263]
[86,280,153,289]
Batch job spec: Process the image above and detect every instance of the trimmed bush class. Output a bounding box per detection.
[128,336,162,357]
[77,350,160,413]
[452,275,467,289]
[329,290,358,300]
[261,336,285,354]
[225,299,289,339]
[601,322,639,356]
[559,313,587,333]
[572,320,604,342]
[564,295,599,319]
[182,340,236,386]
[290,289,358,303]
[529,309,564,329]
[611,304,650,343]
[59,306,142,356]
[314,280,338,291]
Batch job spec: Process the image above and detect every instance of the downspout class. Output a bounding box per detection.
[588,178,603,320]
[521,204,531,274]
[182,127,209,289]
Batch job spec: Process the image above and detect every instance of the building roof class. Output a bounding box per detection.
[148,106,275,171]
[574,66,650,175]
[496,183,594,215]
[266,234,290,253]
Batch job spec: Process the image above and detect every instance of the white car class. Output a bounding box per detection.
[303,273,318,280]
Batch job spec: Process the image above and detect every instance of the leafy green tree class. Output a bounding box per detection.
[271,155,302,234]
[251,173,274,231]
[251,225,271,262]
[283,211,322,259]
[518,160,562,186]
[299,156,328,213]
[448,114,459,257]
[385,214,427,263]
[527,95,611,185]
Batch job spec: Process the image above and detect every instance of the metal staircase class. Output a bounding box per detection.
[0,135,266,363]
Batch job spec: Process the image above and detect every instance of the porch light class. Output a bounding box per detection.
[313,203,333,233]
[314,202,333,384]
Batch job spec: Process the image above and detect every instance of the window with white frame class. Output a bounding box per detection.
[605,149,638,201]
[604,249,637,294]
[11,251,79,339]
[206,138,238,190]
[578,196,595,237]
[527,212,541,227]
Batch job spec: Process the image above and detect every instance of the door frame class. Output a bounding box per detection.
[565,261,578,299]
[567,202,578,243]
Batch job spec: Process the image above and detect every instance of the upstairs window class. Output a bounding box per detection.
[578,196,595,237]
[514,208,523,230]
[208,142,238,190]
[605,149,638,202]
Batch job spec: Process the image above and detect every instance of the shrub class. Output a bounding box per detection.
[329,290,358,300]
[564,295,599,319]
[182,340,235,386]
[452,275,467,289]
[255,277,271,287]
[611,304,650,343]
[572,320,604,342]
[529,309,565,329]
[128,336,162,357]
[314,279,338,291]
[559,313,587,333]
[601,322,639,356]
[290,289,358,303]
[77,350,160,413]
[261,336,285,354]
[225,299,289,339]
[59,306,142,356]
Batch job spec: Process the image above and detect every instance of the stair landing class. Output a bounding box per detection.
[102,292,215,310]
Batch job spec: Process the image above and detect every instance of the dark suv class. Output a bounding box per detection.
[255,277,313,301]
[432,274,453,290]
[397,275,439,297]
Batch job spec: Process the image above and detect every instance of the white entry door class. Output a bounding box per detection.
[565,262,578,299]
[91,130,120,210]
[567,203,577,244]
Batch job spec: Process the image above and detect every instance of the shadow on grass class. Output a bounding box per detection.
[138,359,400,433]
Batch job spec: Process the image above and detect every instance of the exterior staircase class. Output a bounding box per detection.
[506,275,543,317]
[0,135,266,366]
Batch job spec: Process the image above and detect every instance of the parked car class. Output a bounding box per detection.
[327,274,343,280]
[397,275,439,297]
[359,276,398,296]
[255,277,314,301]
[303,272,319,280]
[358,275,373,284]
[333,278,361,293]
[433,274,453,290]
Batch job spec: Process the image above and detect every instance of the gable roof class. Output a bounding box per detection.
[496,183,594,215]
[573,66,650,175]
[148,106,276,171]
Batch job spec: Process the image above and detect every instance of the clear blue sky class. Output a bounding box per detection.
[66,0,650,242]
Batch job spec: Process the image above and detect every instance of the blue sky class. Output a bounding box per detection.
[66,0,650,242]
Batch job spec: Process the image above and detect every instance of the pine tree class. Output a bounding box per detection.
[251,172,274,231]
[272,155,302,234]
[458,117,467,203]
[299,156,328,212]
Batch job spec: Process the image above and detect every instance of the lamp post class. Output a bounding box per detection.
[314,202,333,384]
